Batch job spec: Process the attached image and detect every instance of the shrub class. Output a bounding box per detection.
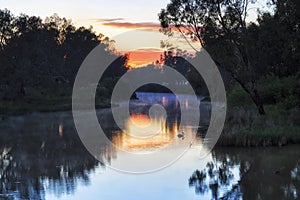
[258,75,298,105]
[227,75,299,108]
[227,85,252,106]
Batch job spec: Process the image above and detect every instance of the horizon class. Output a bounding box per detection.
[1,0,268,67]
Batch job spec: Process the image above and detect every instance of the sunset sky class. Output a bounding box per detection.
[1,0,266,67]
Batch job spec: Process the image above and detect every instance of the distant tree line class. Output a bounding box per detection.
[0,9,128,104]
[130,50,209,96]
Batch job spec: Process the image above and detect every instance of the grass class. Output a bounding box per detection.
[217,126,300,147]
[216,104,300,147]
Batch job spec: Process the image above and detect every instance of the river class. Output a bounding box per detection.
[0,92,299,199]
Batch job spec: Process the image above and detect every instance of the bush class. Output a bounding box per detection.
[276,95,299,110]
[227,85,252,106]
[227,75,299,108]
[258,75,298,105]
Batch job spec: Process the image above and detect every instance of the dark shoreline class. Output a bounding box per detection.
[0,101,111,116]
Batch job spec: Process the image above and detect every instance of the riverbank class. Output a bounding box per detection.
[0,98,111,115]
[217,105,300,147]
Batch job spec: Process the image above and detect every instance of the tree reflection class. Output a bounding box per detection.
[239,147,300,200]
[0,112,116,200]
[0,136,100,199]
[190,147,300,200]
[189,170,208,194]
[189,159,241,200]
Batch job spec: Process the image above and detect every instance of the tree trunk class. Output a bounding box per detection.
[232,76,266,115]
[19,82,26,98]
[251,93,266,115]
[251,80,266,115]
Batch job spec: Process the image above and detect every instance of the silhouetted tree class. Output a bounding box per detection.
[0,9,13,49]
[159,0,268,114]
[0,10,128,104]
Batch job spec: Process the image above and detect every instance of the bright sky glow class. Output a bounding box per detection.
[1,0,268,67]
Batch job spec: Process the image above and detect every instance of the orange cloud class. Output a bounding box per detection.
[90,18,162,31]
[89,18,187,33]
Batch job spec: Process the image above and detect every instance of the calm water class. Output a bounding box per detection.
[0,93,299,200]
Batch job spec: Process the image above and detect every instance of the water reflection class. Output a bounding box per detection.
[0,92,206,199]
[189,158,243,199]
[1,93,299,199]
[112,113,195,153]
[0,114,100,199]
[58,123,63,137]
[189,147,300,200]
[112,114,175,152]
[109,92,205,155]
